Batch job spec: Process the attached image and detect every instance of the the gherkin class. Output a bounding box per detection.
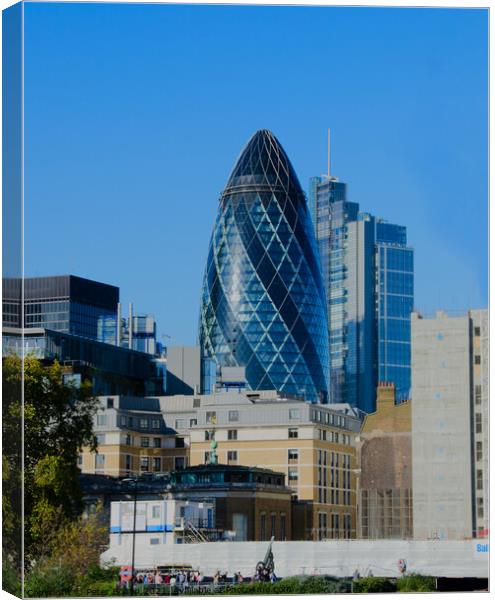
[199,130,329,403]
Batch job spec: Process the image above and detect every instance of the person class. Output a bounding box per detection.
[237,572,244,583]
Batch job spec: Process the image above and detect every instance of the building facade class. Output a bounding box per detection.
[309,176,414,412]
[185,390,361,540]
[411,310,488,540]
[358,383,412,539]
[80,396,189,477]
[199,130,329,403]
[3,275,119,341]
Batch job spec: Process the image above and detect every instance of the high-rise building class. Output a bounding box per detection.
[309,175,414,411]
[411,309,488,540]
[199,130,329,403]
[3,274,119,341]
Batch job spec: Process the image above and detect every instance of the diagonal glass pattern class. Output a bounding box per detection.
[199,130,329,403]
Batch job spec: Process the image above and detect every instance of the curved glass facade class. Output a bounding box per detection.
[199,130,329,403]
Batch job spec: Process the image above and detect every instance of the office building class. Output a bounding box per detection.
[3,275,119,341]
[357,383,412,539]
[199,130,329,403]
[185,389,361,540]
[117,303,159,355]
[309,174,414,411]
[80,396,189,477]
[411,309,488,540]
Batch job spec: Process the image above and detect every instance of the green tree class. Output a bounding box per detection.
[353,577,397,593]
[3,355,99,567]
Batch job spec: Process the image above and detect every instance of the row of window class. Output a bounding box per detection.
[93,454,187,472]
[317,512,353,540]
[259,512,287,541]
[96,414,163,430]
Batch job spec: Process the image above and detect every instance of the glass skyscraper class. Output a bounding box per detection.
[309,177,414,412]
[376,221,414,402]
[199,130,329,403]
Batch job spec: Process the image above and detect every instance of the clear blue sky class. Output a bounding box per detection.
[24,3,488,346]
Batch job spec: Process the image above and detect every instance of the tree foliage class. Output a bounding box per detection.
[352,576,397,593]
[396,573,437,592]
[2,355,99,568]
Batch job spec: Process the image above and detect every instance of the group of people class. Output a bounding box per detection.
[129,569,204,590]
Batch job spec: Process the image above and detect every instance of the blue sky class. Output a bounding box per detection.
[24,3,488,346]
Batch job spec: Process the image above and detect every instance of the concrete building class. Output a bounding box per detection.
[358,383,412,539]
[165,346,202,395]
[411,310,488,540]
[185,390,361,540]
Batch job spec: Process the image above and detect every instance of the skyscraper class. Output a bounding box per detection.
[309,174,414,411]
[199,130,329,403]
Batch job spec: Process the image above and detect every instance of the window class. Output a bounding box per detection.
[204,451,211,463]
[95,454,105,470]
[152,505,161,519]
[206,412,217,424]
[140,418,149,429]
[124,454,132,472]
[120,415,127,427]
[107,398,114,409]
[190,419,198,427]
[175,419,186,429]
[288,449,299,461]
[141,437,150,448]
[475,385,482,405]
[288,428,298,439]
[477,470,483,490]
[288,470,298,482]
[125,434,133,446]
[175,456,186,470]
[344,514,351,539]
[151,419,160,429]
[96,433,106,445]
[150,538,160,545]
[270,514,276,539]
[228,429,238,440]
[260,514,266,541]
[476,413,482,434]
[476,441,483,462]
[128,417,134,427]
[153,457,161,472]
[289,409,300,419]
[280,515,286,541]
[474,326,481,337]
[227,451,238,463]
[477,497,484,518]
[77,454,83,466]
[97,415,107,426]
[319,429,327,441]
[153,438,162,448]
[228,410,239,422]
[193,398,201,408]
[175,437,185,448]
[140,457,150,472]
[474,355,481,365]
[205,430,215,441]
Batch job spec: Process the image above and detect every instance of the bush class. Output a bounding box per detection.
[2,562,22,598]
[24,562,76,598]
[353,577,396,593]
[220,576,348,595]
[397,573,436,592]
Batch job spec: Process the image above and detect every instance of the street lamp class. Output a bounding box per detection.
[122,477,139,594]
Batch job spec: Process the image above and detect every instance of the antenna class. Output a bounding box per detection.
[327,128,331,178]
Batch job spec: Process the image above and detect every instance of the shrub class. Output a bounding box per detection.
[353,577,396,593]
[24,562,76,598]
[397,573,437,592]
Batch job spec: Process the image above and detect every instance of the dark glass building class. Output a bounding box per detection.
[199,130,329,403]
[3,274,119,342]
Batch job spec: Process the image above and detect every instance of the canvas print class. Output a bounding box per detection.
[2,1,489,597]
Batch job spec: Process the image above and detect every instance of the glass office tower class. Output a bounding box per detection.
[376,221,414,401]
[199,130,329,403]
[310,177,414,411]
[308,176,359,404]
[3,275,119,341]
